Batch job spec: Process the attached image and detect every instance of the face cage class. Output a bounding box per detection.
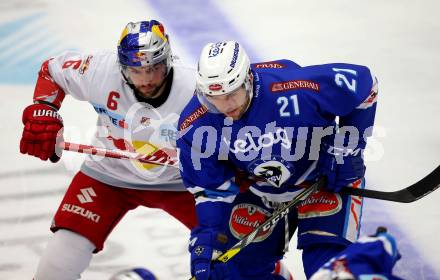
[196,73,254,115]
[120,56,172,83]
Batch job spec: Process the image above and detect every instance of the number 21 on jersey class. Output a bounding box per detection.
[277,95,300,117]
[333,67,357,93]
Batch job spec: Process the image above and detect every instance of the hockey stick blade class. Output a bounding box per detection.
[340,165,440,203]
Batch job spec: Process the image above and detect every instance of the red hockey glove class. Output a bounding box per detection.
[20,103,63,162]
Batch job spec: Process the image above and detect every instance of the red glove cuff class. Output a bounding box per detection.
[22,103,63,124]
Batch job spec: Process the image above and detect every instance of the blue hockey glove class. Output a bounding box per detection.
[189,227,229,280]
[310,229,402,280]
[317,142,365,192]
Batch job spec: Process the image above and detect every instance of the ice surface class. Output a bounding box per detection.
[1,0,439,279]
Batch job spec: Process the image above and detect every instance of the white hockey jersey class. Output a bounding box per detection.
[37,51,196,190]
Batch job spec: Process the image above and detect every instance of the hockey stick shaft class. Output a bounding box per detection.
[59,141,179,168]
[189,166,440,277]
[340,165,440,203]
[218,166,439,258]
[188,177,326,279]
[216,176,326,263]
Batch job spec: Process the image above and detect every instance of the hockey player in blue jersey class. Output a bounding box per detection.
[177,41,380,279]
[310,227,402,280]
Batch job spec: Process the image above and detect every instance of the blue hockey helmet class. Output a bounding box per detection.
[109,267,157,280]
[117,20,172,72]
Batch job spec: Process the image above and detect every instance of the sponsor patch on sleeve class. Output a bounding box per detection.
[79,55,93,74]
[270,80,320,93]
[179,105,208,131]
[253,61,286,69]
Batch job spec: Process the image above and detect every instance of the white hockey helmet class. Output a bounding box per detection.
[196,41,252,95]
[196,41,253,114]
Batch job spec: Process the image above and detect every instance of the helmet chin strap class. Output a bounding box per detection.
[241,71,254,115]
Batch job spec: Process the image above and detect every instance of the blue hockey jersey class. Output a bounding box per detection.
[177,59,377,227]
[310,232,402,280]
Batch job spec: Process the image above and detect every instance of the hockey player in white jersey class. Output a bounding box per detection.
[19,20,199,280]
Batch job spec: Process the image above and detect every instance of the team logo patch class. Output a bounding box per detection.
[79,55,93,74]
[250,159,293,188]
[194,246,204,256]
[179,105,208,130]
[297,191,342,218]
[229,203,273,242]
[253,62,285,69]
[140,116,151,126]
[270,80,320,93]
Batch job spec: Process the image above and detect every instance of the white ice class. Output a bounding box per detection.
[0,0,439,279]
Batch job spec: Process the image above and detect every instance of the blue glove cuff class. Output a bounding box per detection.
[318,142,365,192]
[189,227,229,280]
[189,227,228,254]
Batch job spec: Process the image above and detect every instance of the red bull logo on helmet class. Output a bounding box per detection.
[132,51,153,63]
